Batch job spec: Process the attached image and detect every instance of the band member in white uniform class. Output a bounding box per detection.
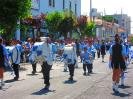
[63,44,77,80]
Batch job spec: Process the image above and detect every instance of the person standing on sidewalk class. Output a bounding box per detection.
[0,38,9,89]
[109,34,126,93]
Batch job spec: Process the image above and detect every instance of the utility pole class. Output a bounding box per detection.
[90,0,92,22]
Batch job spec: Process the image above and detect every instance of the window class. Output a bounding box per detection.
[49,0,52,6]
[63,0,65,9]
[53,0,55,7]
[75,4,77,15]
[49,0,55,7]
[69,1,71,11]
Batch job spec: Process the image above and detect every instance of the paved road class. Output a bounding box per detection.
[0,55,133,99]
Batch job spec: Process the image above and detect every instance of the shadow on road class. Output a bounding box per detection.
[112,92,132,97]
[4,79,15,83]
[119,85,131,89]
[32,88,56,95]
[27,74,39,76]
[63,80,77,84]
[19,67,27,71]
[5,79,25,83]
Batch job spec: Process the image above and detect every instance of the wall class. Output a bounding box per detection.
[32,0,81,17]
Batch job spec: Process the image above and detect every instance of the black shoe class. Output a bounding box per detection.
[32,71,36,74]
[64,69,68,72]
[0,86,2,90]
[90,70,93,74]
[14,77,19,81]
[120,84,124,88]
[83,72,86,75]
[44,85,50,90]
[69,77,73,81]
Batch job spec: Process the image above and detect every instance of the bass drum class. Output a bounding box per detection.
[6,46,18,64]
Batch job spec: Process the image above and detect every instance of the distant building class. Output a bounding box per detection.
[113,14,131,35]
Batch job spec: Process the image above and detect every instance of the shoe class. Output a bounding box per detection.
[14,77,19,81]
[83,72,86,75]
[69,76,73,81]
[89,70,93,74]
[32,71,36,74]
[64,69,67,72]
[44,85,50,90]
[120,84,124,88]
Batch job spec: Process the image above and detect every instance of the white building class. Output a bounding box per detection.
[16,0,91,40]
[113,14,131,34]
[32,0,81,17]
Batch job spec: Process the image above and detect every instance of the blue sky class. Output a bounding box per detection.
[81,0,133,33]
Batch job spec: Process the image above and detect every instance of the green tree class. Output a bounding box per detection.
[45,11,64,34]
[59,10,77,38]
[102,15,118,23]
[131,37,133,44]
[84,21,95,37]
[0,0,31,39]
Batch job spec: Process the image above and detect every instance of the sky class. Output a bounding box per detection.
[81,0,133,33]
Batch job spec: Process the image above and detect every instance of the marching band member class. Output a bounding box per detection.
[109,34,126,93]
[11,41,22,80]
[96,41,101,58]
[100,41,106,62]
[0,38,9,89]
[82,47,93,75]
[42,38,53,90]
[87,42,95,73]
[63,44,77,81]
[25,38,32,62]
[29,37,53,90]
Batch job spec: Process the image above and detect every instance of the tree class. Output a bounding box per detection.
[45,11,64,34]
[84,21,95,37]
[58,10,77,38]
[102,15,118,23]
[130,37,133,44]
[0,0,31,39]
[77,15,88,36]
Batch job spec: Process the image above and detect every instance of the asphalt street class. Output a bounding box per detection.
[0,55,133,99]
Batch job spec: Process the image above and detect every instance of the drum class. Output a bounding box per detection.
[63,45,77,64]
[6,46,19,64]
[29,42,53,65]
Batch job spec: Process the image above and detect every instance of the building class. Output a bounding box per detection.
[31,0,81,17]
[113,14,131,34]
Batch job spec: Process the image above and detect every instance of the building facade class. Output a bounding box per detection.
[113,14,131,34]
[31,0,81,17]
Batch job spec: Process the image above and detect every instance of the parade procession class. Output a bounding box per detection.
[1,0,133,98]
[0,35,133,94]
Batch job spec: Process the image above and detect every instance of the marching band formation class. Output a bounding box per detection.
[0,35,133,93]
